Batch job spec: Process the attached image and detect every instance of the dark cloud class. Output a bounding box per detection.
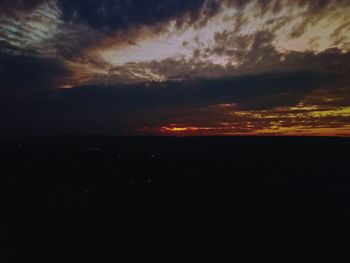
[0,52,70,90]
[0,63,348,137]
[0,0,46,15]
[208,23,350,74]
[0,68,336,136]
[59,0,210,31]
[43,70,331,111]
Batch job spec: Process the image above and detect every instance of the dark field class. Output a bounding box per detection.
[1,136,349,259]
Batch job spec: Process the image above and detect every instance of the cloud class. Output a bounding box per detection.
[0,68,349,137]
[59,0,213,32]
[0,0,46,15]
[29,70,331,112]
[1,67,342,136]
[1,0,350,136]
[0,52,70,91]
[0,0,62,55]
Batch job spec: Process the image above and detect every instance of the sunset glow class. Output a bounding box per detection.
[1,0,350,137]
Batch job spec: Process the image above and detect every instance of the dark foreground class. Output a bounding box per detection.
[1,136,349,259]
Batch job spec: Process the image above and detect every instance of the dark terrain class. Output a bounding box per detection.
[1,136,349,259]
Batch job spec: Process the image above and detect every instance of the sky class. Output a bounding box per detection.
[1,0,350,137]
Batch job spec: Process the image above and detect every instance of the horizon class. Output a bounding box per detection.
[2,132,350,141]
[2,133,350,146]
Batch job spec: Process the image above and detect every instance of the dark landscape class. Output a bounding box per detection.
[2,135,349,210]
[1,135,349,259]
